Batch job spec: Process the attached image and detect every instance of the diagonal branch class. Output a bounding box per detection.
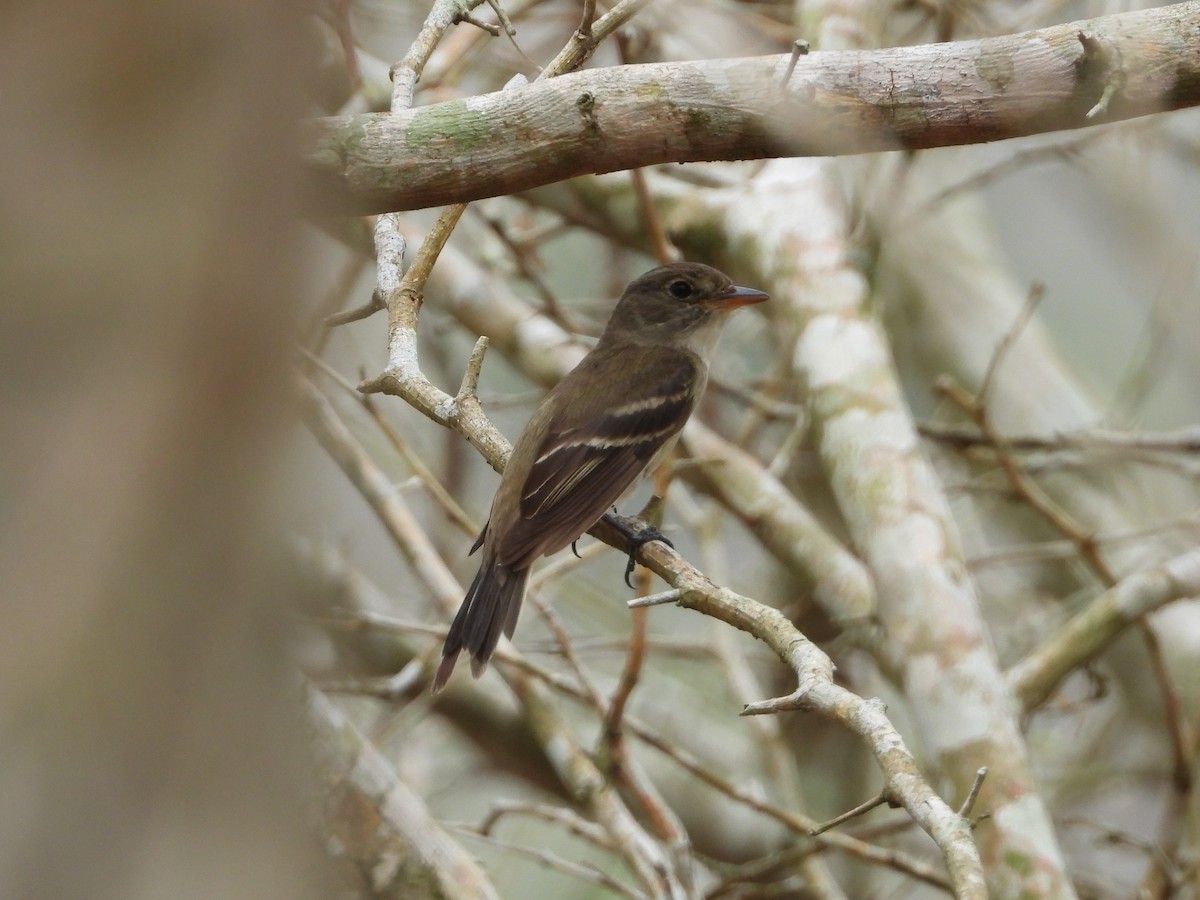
[1008,547,1200,711]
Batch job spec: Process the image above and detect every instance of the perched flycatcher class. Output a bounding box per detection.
[433,262,768,691]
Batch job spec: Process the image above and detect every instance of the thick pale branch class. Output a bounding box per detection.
[309,689,501,899]
[679,420,879,629]
[305,2,1200,214]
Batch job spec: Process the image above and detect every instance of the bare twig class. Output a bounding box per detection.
[475,208,574,327]
[577,0,597,40]
[909,128,1129,218]
[540,0,654,78]
[630,166,677,265]
[457,12,501,36]
[478,801,613,848]
[609,536,984,895]
[390,0,487,111]
[453,826,643,898]
[357,211,510,472]
[958,768,989,818]
[778,38,809,90]
[323,288,383,328]
[317,561,956,892]
[811,793,889,836]
[526,592,607,713]
[627,588,684,608]
[299,378,463,613]
[919,422,1200,455]
[678,421,881,636]
[978,282,1044,408]
[602,493,667,755]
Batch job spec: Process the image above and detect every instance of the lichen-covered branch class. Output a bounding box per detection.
[309,689,501,900]
[304,2,1200,214]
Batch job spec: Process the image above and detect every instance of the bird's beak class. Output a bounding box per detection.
[709,284,769,310]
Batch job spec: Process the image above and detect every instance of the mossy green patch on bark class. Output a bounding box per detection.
[1002,849,1036,877]
[405,101,492,152]
[976,48,1015,93]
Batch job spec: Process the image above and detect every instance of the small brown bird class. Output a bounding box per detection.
[433,262,768,691]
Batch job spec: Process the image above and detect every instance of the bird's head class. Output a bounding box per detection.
[604,262,769,346]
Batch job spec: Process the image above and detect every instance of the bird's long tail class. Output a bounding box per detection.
[432,561,529,692]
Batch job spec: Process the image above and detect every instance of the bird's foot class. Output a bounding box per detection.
[602,511,674,588]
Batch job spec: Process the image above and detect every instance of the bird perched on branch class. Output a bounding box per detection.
[433,262,768,692]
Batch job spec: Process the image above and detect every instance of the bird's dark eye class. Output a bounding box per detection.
[668,280,693,299]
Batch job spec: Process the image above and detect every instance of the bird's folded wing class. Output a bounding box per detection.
[496,350,699,566]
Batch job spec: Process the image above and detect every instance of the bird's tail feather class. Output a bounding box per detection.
[432,561,529,692]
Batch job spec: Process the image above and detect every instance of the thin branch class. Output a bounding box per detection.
[478,801,613,849]
[627,588,684,608]
[357,210,509,470]
[620,690,952,892]
[678,420,883,639]
[526,591,607,714]
[577,0,597,40]
[909,127,1133,218]
[313,554,955,892]
[453,826,643,898]
[598,526,985,896]
[389,0,488,111]
[918,422,1200,455]
[323,288,383,328]
[978,282,1044,408]
[303,438,692,895]
[937,376,1110,577]
[602,493,665,755]
[1007,548,1200,712]
[614,30,677,265]
[299,378,463,612]
[540,0,655,79]
[597,490,693,870]
[475,207,575,328]
[706,623,847,899]
[810,793,889,836]
[484,0,542,73]
[629,166,677,265]
[958,768,989,818]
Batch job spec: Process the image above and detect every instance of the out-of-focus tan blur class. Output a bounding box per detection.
[0,2,335,897]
